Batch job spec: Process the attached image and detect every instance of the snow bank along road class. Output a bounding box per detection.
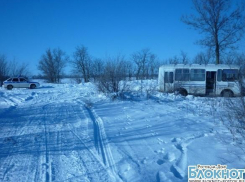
[0,82,244,182]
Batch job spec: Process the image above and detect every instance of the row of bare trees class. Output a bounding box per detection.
[165,51,245,67]
[1,47,244,86]
[0,55,30,86]
[42,46,245,85]
[37,46,161,84]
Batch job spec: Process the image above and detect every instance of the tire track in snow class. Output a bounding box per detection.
[68,128,115,181]
[41,104,63,182]
[81,102,122,181]
[0,111,44,182]
[0,99,44,182]
[42,104,52,182]
[1,158,14,181]
[84,106,107,164]
[63,104,120,182]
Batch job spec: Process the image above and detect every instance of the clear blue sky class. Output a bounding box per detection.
[0,0,244,75]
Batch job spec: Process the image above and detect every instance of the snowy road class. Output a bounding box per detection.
[0,85,119,182]
[0,82,244,182]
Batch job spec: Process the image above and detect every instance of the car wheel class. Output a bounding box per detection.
[7,85,13,90]
[30,84,36,89]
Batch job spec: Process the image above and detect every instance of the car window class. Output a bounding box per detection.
[19,78,27,82]
[12,78,19,82]
[6,78,12,81]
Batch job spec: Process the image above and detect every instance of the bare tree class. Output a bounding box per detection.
[132,49,157,80]
[8,60,29,77]
[236,53,245,77]
[222,96,245,145]
[168,55,180,64]
[0,55,31,85]
[38,48,67,83]
[124,60,134,80]
[148,54,159,79]
[182,0,245,64]
[132,49,147,80]
[97,56,128,94]
[71,45,92,83]
[224,52,245,79]
[180,51,189,64]
[0,55,9,85]
[223,51,245,67]
[91,58,104,82]
[193,50,213,64]
[0,56,29,76]
[167,51,190,65]
[221,52,245,146]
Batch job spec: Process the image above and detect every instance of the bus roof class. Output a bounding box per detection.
[159,64,240,70]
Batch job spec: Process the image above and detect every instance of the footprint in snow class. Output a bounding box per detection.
[154,148,165,154]
[157,138,166,144]
[151,132,158,136]
[146,124,152,128]
[171,137,182,143]
[164,152,176,162]
[25,96,33,101]
[157,159,164,165]
[141,158,148,164]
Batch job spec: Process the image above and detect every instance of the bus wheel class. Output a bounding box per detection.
[222,90,234,97]
[178,89,188,97]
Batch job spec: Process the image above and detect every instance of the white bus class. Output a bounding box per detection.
[158,64,242,97]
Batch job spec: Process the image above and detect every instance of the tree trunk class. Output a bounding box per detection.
[215,32,220,64]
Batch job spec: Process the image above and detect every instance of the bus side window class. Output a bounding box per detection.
[190,69,205,81]
[164,72,173,83]
[175,69,182,81]
[175,69,189,81]
[164,72,169,83]
[169,72,173,83]
[217,69,222,81]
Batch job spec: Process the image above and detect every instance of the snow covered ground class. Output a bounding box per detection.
[0,80,244,182]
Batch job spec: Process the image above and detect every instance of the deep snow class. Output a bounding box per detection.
[0,80,244,182]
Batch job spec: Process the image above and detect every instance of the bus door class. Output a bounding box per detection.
[164,72,174,92]
[206,71,216,95]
